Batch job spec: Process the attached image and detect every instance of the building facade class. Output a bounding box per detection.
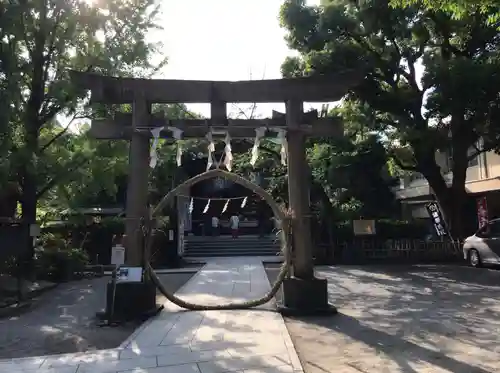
[395,148,500,231]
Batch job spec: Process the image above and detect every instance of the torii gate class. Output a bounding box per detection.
[70,70,361,314]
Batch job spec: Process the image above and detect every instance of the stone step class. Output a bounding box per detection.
[184,235,277,241]
[184,246,280,252]
[183,235,281,257]
[184,251,280,257]
[184,242,279,249]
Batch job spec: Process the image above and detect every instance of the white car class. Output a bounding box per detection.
[463,219,500,267]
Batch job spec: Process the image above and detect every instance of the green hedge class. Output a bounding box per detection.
[34,246,89,282]
[41,215,180,267]
[43,218,125,265]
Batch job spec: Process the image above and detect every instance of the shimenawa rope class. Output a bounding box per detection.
[142,168,292,310]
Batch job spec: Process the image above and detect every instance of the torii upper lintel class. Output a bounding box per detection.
[69,70,363,104]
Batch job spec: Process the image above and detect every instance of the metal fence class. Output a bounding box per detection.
[315,238,462,265]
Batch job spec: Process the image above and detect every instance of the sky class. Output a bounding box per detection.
[150,0,323,118]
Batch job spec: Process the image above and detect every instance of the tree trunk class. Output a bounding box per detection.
[20,175,37,278]
[420,154,453,229]
[449,136,470,238]
[19,126,39,281]
[0,184,19,219]
[422,148,469,239]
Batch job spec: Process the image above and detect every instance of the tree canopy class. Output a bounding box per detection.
[280,0,500,235]
[0,0,405,267]
[0,0,168,269]
[390,0,500,25]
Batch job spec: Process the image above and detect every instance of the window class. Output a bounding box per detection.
[446,145,479,170]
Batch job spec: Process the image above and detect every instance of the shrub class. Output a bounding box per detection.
[35,233,89,282]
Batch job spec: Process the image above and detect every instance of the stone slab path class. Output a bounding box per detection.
[0,258,301,373]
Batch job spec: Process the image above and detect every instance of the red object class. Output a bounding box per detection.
[477,196,489,229]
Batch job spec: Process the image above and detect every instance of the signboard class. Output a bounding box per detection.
[111,245,125,266]
[353,220,376,235]
[426,202,447,236]
[116,267,142,282]
[477,196,489,229]
[29,224,40,237]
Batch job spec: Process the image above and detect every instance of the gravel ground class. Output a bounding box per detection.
[0,272,196,359]
[265,263,500,373]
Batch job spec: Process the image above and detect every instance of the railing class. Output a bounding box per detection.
[315,238,461,265]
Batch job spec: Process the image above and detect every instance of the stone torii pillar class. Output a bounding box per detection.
[124,93,151,266]
[281,99,335,315]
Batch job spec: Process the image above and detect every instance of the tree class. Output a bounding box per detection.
[309,103,400,222]
[0,0,166,270]
[390,0,500,25]
[280,0,500,236]
[38,104,202,213]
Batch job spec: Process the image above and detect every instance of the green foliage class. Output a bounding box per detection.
[34,232,89,281]
[308,126,399,220]
[0,0,167,228]
[390,0,500,26]
[280,0,500,235]
[35,246,89,282]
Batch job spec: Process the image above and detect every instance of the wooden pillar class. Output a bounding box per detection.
[124,95,150,266]
[286,99,314,279]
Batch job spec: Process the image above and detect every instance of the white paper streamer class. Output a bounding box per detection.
[203,199,211,214]
[250,127,267,167]
[188,198,193,213]
[270,128,288,166]
[149,127,164,168]
[223,132,233,171]
[241,196,248,208]
[166,126,183,166]
[222,199,230,213]
[206,131,215,171]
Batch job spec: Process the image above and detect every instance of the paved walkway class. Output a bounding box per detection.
[0,258,301,373]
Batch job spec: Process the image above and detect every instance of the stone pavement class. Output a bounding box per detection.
[0,257,302,373]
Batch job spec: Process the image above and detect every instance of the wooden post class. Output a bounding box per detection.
[286,99,314,279]
[124,95,150,266]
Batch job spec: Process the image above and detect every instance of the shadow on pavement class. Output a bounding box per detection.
[266,264,500,372]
